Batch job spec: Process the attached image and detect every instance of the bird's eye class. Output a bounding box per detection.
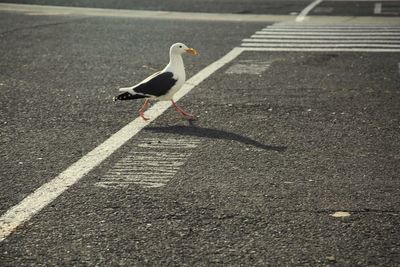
[179,45,182,48]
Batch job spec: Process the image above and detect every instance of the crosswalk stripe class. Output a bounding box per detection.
[265,26,400,29]
[250,35,400,39]
[261,28,400,32]
[242,24,400,52]
[242,43,400,48]
[243,39,400,43]
[255,31,400,35]
[243,47,400,52]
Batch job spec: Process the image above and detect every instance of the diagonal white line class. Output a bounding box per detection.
[296,0,323,22]
[0,47,245,242]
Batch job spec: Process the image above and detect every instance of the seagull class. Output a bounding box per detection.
[113,43,198,121]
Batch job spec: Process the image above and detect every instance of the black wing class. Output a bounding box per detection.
[133,72,177,97]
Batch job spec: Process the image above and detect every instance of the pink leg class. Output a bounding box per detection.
[139,99,150,121]
[171,100,195,119]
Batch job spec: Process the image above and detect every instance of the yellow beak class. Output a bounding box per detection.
[185,48,198,56]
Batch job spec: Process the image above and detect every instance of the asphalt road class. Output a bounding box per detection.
[0,0,313,15]
[1,1,400,266]
[1,0,400,16]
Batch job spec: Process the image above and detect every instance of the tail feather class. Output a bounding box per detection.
[113,91,146,101]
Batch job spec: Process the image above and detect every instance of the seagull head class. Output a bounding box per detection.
[170,43,198,56]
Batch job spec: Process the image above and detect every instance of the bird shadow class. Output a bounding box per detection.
[144,124,287,152]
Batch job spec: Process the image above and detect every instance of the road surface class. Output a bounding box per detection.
[1,1,400,266]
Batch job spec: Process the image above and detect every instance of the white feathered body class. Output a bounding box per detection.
[118,47,186,101]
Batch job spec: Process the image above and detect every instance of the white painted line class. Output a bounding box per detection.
[266,25,400,29]
[296,0,323,22]
[242,43,400,48]
[250,34,400,39]
[261,28,400,32]
[0,47,245,242]
[138,142,199,148]
[114,162,183,167]
[323,0,398,1]
[242,47,400,52]
[96,181,164,188]
[124,156,189,161]
[374,3,382,14]
[242,38,400,43]
[255,31,400,35]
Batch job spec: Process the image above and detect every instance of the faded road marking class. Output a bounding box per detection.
[95,138,201,188]
[225,59,272,75]
[374,3,383,14]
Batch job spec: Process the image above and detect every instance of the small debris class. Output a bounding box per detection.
[326,255,336,262]
[331,211,351,218]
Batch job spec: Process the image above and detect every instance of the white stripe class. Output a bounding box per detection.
[124,156,188,161]
[0,47,245,242]
[117,161,185,166]
[138,143,198,148]
[126,151,189,155]
[105,173,174,178]
[323,0,398,1]
[242,43,400,48]
[242,38,400,43]
[374,2,382,14]
[96,181,165,188]
[261,28,400,32]
[242,47,400,52]
[296,0,323,22]
[251,34,400,39]
[267,25,400,29]
[255,31,400,35]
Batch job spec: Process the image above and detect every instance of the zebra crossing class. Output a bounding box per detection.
[241,24,400,52]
